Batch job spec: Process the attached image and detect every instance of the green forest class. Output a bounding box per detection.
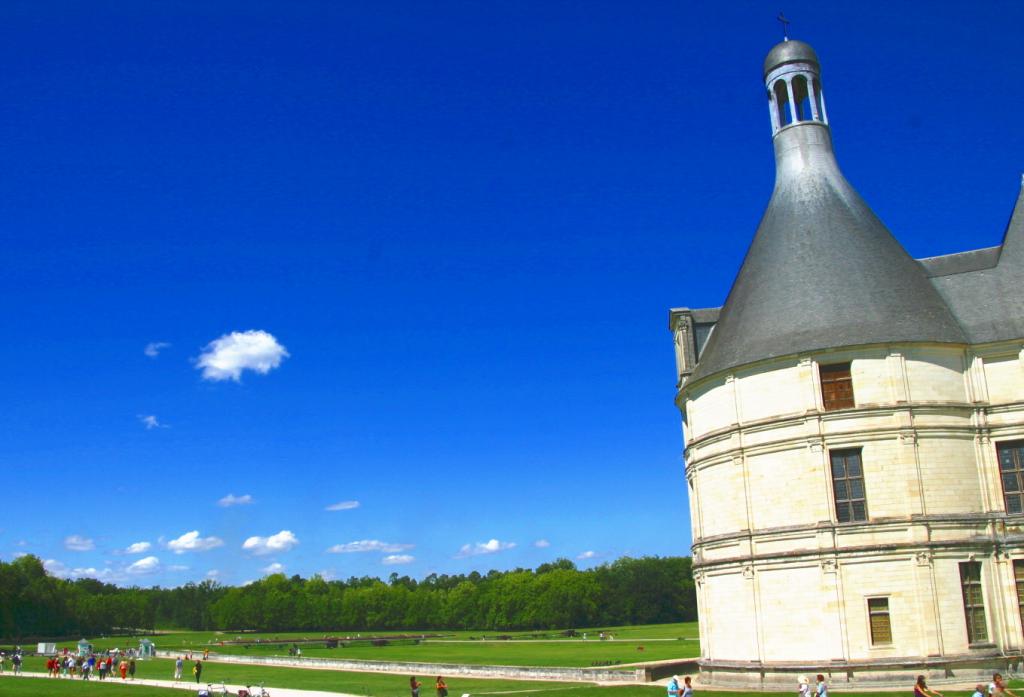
[0,555,695,640]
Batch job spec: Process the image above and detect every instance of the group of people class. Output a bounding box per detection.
[666,675,694,697]
[409,675,448,697]
[41,653,137,680]
[0,650,24,674]
[173,655,206,683]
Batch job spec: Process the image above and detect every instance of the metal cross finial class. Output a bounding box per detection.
[777,12,790,41]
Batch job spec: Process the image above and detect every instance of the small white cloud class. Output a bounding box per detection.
[167,530,224,554]
[206,569,220,579]
[218,493,254,507]
[262,562,285,575]
[144,342,171,358]
[455,539,516,558]
[327,540,414,554]
[382,555,415,565]
[242,530,299,556]
[46,559,119,581]
[64,535,95,552]
[325,500,360,511]
[534,539,551,548]
[138,414,168,430]
[168,564,189,572]
[576,550,599,560]
[124,541,152,554]
[197,330,289,382]
[316,569,337,581]
[127,556,161,575]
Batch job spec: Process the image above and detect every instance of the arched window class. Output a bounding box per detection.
[792,75,812,122]
[812,78,828,124]
[773,79,792,127]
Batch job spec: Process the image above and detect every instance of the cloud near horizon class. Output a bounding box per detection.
[218,493,254,507]
[576,550,599,560]
[197,330,289,382]
[455,539,516,558]
[123,541,152,554]
[243,530,299,555]
[533,539,551,548]
[382,555,414,565]
[166,530,225,554]
[262,562,285,575]
[126,556,161,575]
[64,535,95,552]
[325,500,360,511]
[327,540,413,554]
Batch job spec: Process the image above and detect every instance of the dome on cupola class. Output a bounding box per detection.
[690,40,967,383]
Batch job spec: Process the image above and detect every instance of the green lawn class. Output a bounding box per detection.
[34,623,699,669]
[16,657,595,696]
[0,674,978,697]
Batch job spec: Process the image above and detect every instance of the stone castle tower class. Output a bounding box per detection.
[671,39,1024,687]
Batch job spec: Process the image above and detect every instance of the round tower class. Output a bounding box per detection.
[673,39,1024,688]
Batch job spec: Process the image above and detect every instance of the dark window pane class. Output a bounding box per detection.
[851,500,867,521]
[834,480,849,500]
[1009,495,1023,515]
[849,479,865,498]
[831,460,846,478]
[836,504,851,523]
[998,442,1024,515]
[846,455,863,477]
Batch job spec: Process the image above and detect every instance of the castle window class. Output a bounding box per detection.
[997,441,1024,514]
[960,561,988,644]
[830,448,867,523]
[867,597,892,645]
[820,362,854,411]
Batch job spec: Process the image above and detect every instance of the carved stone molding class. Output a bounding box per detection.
[742,565,755,579]
[820,558,838,574]
[914,551,932,566]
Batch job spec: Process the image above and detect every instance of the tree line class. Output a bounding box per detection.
[0,554,695,640]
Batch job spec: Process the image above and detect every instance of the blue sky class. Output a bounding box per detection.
[1,1,1022,587]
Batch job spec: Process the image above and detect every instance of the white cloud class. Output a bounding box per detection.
[197,330,289,382]
[45,559,119,581]
[325,500,360,511]
[126,556,161,575]
[242,530,299,556]
[382,555,415,565]
[576,550,600,560]
[316,569,337,581]
[138,414,168,430]
[327,540,414,554]
[64,535,95,552]
[144,341,171,358]
[455,539,516,558]
[262,562,285,575]
[534,539,551,548]
[217,493,254,507]
[123,541,152,554]
[206,570,220,579]
[166,530,224,554]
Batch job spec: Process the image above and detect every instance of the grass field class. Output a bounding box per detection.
[16,656,602,696]
[24,623,700,669]
[0,674,980,697]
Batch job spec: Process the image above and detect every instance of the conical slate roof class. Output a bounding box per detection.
[689,118,967,383]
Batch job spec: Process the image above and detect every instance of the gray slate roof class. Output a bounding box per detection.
[688,124,969,384]
[923,186,1024,345]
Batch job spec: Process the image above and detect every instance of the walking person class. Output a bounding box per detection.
[410,675,422,697]
[990,674,1019,697]
[0,651,5,673]
[436,676,448,697]
[194,659,203,684]
[815,675,828,697]
[128,658,136,680]
[174,656,184,681]
[682,676,694,697]
[914,675,943,697]
[119,658,128,680]
[11,652,21,675]
[666,676,680,697]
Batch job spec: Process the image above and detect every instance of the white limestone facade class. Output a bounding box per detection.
[670,39,1024,687]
